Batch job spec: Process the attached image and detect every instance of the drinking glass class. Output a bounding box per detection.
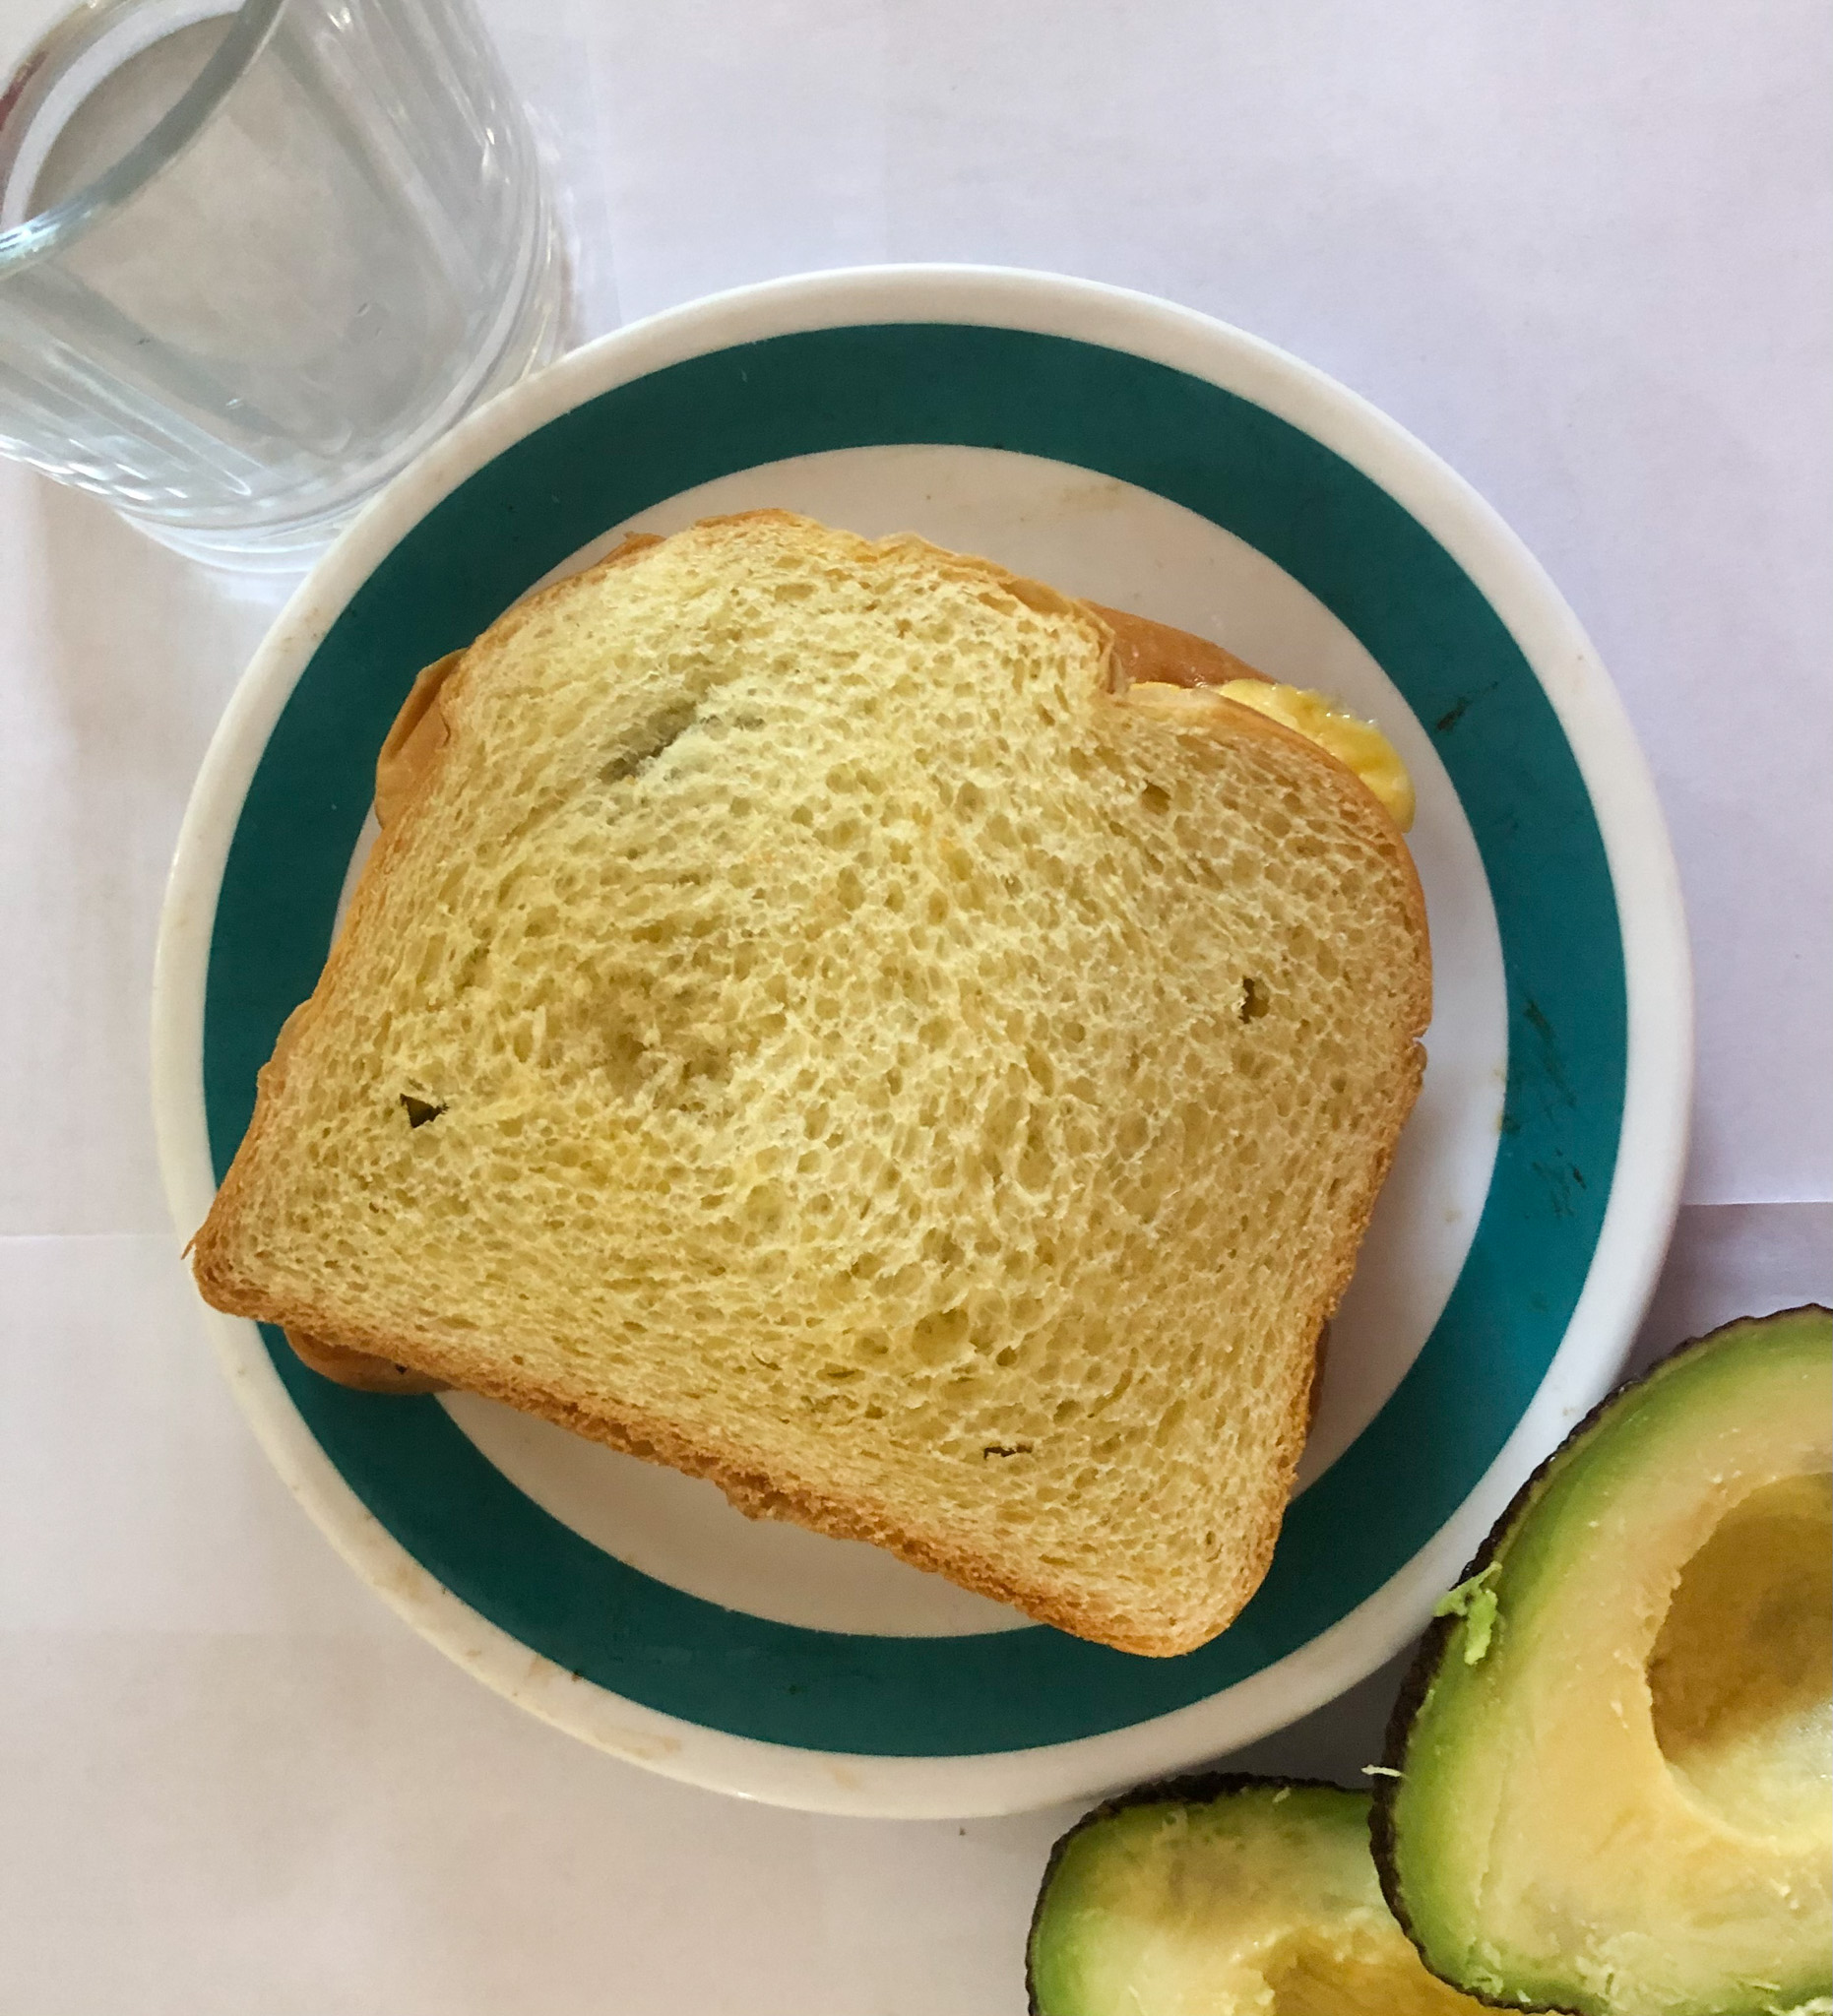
[0,0,565,566]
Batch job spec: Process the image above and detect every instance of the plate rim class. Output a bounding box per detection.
[151,263,1691,1817]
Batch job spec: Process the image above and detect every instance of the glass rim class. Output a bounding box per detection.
[0,0,286,277]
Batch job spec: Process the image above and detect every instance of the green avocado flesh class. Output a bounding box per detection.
[1382,1307,1833,2016]
[1028,1782,1486,2014]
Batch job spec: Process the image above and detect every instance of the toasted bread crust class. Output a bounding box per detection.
[1089,603,1271,693]
[283,1330,450,1395]
[192,518,1429,1657]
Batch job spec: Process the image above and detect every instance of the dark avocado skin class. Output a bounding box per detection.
[1025,1772,1355,2016]
[1368,1304,1833,2015]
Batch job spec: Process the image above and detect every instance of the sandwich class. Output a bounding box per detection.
[192,511,1429,1657]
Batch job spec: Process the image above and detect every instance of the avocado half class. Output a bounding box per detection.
[1027,1775,1489,2013]
[1374,1306,1833,2016]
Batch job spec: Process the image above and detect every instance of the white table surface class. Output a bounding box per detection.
[2,3,1829,2008]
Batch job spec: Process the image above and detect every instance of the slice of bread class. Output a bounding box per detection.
[193,511,1429,1657]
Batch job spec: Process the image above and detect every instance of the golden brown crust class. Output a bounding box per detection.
[373,653,462,829]
[283,1330,450,1395]
[193,519,1429,1654]
[1306,1320,1332,1432]
[1088,603,1271,693]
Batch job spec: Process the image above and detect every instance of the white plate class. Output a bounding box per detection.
[153,266,1690,1816]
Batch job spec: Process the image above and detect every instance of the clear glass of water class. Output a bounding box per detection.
[0,0,565,566]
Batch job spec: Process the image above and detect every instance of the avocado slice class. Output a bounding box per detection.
[1374,1306,1833,2016]
[1027,1776,1488,2013]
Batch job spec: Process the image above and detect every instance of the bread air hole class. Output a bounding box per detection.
[599,699,701,784]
